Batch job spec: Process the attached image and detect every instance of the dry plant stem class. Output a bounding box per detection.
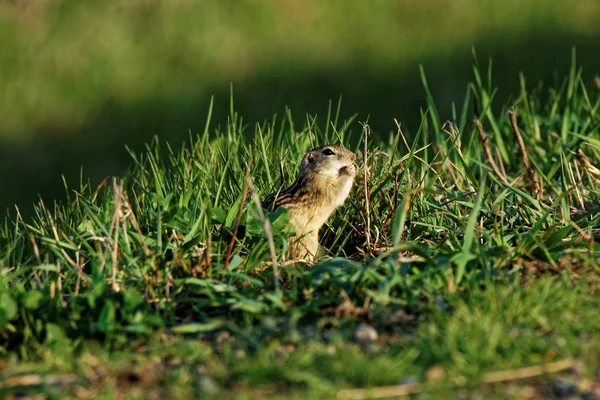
[43,201,89,287]
[27,232,44,287]
[495,146,507,178]
[568,161,585,210]
[223,161,252,271]
[123,192,152,256]
[579,149,600,176]
[475,120,509,185]
[479,357,575,384]
[110,178,123,292]
[394,119,411,151]
[247,177,280,291]
[0,374,79,389]
[509,110,541,198]
[362,122,372,254]
[447,265,455,293]
[337,358,576,400]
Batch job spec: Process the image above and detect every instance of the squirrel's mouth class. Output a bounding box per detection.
[339,162,357,177]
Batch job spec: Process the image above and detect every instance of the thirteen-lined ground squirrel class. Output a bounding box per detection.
[262,145,357,263]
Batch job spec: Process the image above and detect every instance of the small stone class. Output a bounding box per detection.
[354,323,378,343]
[553,377,576,396]
[199,375,220,394]
[234,348,246,359]
[425,365,445,382]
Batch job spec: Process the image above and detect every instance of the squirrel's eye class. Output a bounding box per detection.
[322,148,335,156]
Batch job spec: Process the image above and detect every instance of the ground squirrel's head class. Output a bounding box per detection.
[300,145,357,179]
[299,145,357,207]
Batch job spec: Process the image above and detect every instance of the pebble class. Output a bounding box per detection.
[553,377,576,397]
[199,375,220,394]
[425,365,445,382]
[353,323,378,342]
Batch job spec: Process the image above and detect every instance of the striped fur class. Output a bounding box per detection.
[262,145,357,263]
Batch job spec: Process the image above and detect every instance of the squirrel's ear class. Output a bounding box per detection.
[305,152,316,164]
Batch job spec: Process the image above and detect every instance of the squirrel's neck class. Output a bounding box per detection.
[292,172,343,207]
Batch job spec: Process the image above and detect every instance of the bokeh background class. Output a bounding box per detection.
[1,0,600,217]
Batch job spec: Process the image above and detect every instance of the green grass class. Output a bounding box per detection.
[1,61,600,398]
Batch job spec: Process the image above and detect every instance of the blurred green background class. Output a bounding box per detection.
[1,0,600,217]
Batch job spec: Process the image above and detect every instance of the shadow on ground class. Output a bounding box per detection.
[2,33,599,218]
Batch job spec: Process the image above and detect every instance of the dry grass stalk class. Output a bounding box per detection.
[509,110,541,198]
[110,178,123,292]
[474,120,509,185]
[337,358,576,399]
[0,373,79,389]
[123,191,152,256]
